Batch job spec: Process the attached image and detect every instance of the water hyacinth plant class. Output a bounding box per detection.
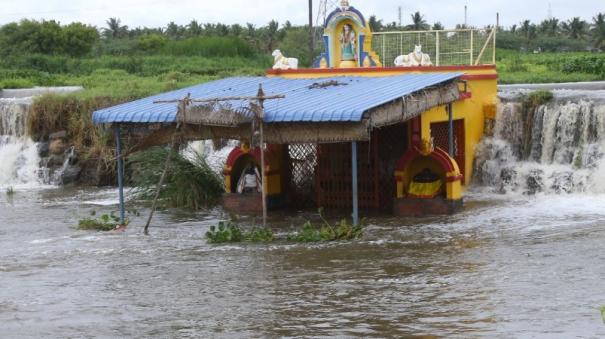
[205,221,274,244]
[77,211,125,231]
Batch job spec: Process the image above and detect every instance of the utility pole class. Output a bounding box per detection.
[309,0,314,66]
[398,6,402,27]
[464,5,468,28]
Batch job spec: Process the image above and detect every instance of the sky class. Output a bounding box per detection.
[0,0,602,29]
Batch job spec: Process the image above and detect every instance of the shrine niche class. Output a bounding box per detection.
[315,0,381,68]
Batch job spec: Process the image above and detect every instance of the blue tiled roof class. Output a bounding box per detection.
[92,73,462,124]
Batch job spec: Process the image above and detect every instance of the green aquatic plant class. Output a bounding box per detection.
[77,210,130,231]
[205,221,274,244]
[287,209,364,243]
[205,221,243,243]
[244,227,274,242]
[600,306,605,324]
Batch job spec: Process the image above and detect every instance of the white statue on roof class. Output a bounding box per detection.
[394,45,433,67]
[272,49,299,70]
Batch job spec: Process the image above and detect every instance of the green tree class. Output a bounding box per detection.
[63,22,99,56]
[591,13,605,49]
[136,33,166,52]
[432,22,444,30]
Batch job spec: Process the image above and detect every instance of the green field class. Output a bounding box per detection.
[497,49,605,83]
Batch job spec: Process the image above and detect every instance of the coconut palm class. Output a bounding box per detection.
[561,17,588,39]
[591,13,605,49]
[518,20,536,39]
[538,18,559,37]
[187,20,202,37]
[368,15,384,32]
[407,12,430,31]
[104,18,128,38]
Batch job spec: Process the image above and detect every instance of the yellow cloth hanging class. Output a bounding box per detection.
[408,180,442,198]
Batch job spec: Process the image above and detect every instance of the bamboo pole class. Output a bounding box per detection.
[256,85,268,228]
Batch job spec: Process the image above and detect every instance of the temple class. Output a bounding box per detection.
[92,1,498,224]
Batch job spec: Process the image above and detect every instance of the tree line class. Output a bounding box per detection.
[0,11,603,60]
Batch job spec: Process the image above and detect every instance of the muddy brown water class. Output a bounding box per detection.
[1,187,605,338]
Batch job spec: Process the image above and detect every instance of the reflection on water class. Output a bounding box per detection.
[1,187,605,337]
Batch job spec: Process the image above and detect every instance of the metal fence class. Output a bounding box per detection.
[372,28,496,67]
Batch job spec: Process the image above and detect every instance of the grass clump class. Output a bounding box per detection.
[205,221,274,244]
[600,306,605,324]
[128,147,224,210]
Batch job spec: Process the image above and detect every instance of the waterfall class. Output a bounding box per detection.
[474,89,605,194]
[0,97,42,188]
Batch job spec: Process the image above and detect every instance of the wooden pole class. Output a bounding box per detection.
[351,141,359,226]
[144,94,188,234]
[448,103,454,157]
[114,126,125,225]
[256,85,268,227]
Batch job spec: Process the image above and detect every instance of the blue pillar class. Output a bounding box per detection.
[114,126,125,225]
[351,141,359,226]
[448,103,454,157]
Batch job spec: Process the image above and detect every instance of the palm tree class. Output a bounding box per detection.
[264,20,284,52]
[538,18,559,37]
[368,15,384,32]
[187,20,202,37]
[561,17,588,39]
[165,21,182,39]
[591,13,605,49]
[104,17,128,38]
[518,20,536,39]
[407,12,429,30]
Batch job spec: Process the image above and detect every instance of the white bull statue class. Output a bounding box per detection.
[394,45,433,67]
[272,49,299,70]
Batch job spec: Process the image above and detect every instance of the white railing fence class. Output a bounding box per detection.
[372,28,496,67]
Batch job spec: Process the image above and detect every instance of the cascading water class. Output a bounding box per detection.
[474,89,605,195]
[0,97,42,188]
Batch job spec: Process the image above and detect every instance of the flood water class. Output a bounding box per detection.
[1,187,604,338]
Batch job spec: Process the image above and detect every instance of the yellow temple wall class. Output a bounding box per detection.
[267,66,498,189]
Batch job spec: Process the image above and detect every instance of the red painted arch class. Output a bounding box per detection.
[395,146,458,175]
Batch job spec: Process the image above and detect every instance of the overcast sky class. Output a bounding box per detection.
[0,0,602,29]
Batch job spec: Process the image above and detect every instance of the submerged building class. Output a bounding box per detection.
[92,1,498,223]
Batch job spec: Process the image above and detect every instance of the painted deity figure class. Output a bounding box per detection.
[339,24,357,61]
